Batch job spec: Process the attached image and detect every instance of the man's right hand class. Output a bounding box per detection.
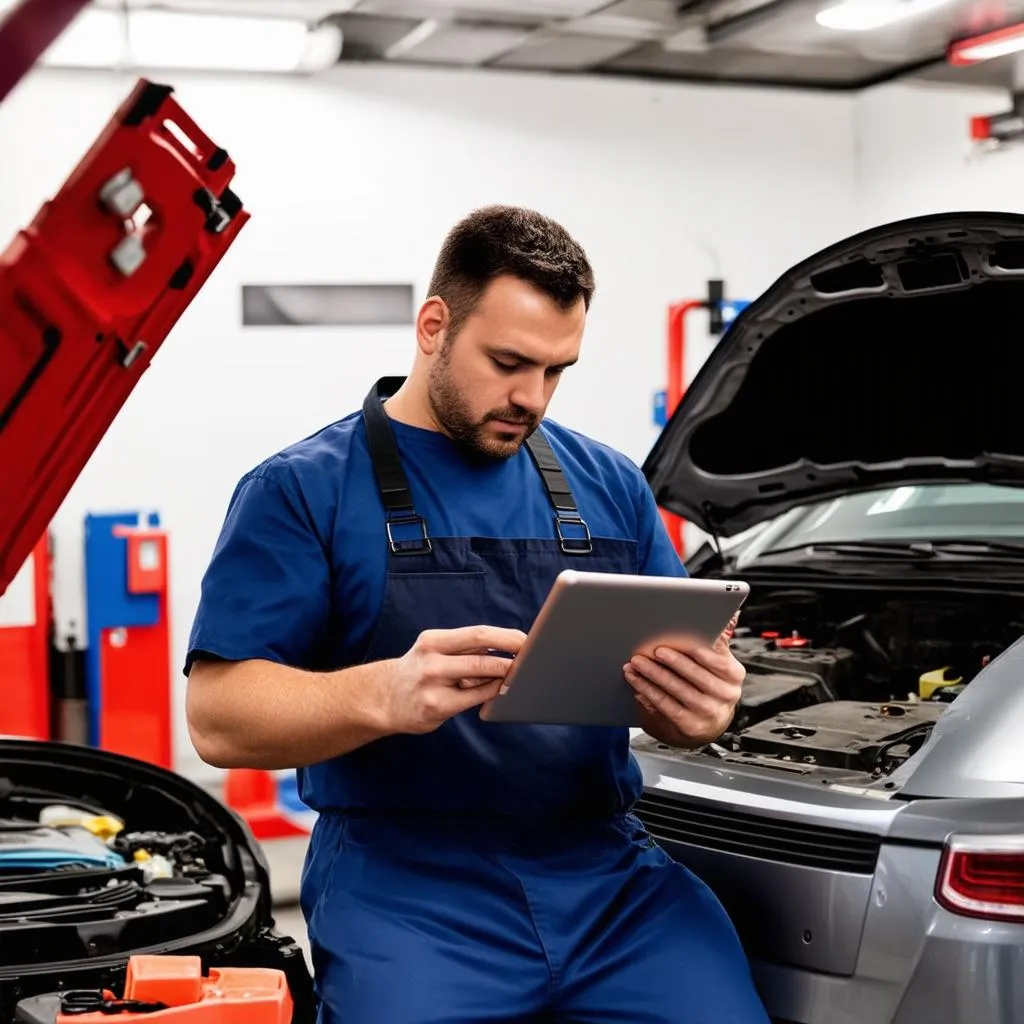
[382,626,527,734]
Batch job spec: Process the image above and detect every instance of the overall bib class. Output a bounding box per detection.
[300,379,769,1024]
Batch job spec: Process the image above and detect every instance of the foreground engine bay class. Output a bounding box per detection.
[0,741,312,1023]
[665,584,1024,785]
[0,807,231,966]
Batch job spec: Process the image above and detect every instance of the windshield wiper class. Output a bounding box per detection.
[918,539,1024,560]
[760,541,936,560]
[760,539,1024,563]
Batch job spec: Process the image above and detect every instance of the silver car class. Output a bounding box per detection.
[639,211,1024,1024]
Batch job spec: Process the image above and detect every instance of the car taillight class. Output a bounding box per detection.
[936,834,1024,923]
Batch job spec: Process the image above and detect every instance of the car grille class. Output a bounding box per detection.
[634,791,881,874]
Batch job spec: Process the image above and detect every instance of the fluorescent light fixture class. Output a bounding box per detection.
[816,0,955,32]
[948,22,1024,65]
[38,8,342,72]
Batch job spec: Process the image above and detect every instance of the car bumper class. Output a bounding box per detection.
[633,776,1024,1024]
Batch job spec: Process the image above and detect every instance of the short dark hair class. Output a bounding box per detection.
[427,205,595,337]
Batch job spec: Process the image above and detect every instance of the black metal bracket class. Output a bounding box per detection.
[554,510,593,554]
[386,513,432,556]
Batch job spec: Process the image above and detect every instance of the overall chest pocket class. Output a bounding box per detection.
[363,570,488,663]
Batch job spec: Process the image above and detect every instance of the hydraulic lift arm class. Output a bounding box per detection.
[0,6,250,597]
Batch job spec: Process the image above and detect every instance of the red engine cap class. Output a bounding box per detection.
[777,636,810,649]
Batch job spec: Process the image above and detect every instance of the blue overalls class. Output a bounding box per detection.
[299,379,769,1024]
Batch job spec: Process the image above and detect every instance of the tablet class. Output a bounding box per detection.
[479,570,749,728]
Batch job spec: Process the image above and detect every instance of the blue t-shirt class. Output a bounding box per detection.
[186,412,687,678]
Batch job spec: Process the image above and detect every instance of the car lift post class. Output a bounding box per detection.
[659,281,747,559]
[661,298,705,559]
[0,0,93,105]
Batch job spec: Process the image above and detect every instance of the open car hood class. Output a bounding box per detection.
[643,212,1024,537]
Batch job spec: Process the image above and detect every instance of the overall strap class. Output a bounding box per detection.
[362,377,432,555]
[525,429,593,555]
[362,377,592,556]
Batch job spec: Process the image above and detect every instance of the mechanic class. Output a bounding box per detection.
[184,205,770,1024]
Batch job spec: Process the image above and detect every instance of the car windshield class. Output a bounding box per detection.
[758,483,1024,553]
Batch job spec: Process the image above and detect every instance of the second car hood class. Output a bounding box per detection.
[643,212,1024,537]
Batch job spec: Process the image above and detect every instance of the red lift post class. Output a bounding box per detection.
[661,299,705,558]
[659,282,747,559]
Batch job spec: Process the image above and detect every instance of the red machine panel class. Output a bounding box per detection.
[99,614,172,769]
[97,522,172,767]
[0,77,249,598]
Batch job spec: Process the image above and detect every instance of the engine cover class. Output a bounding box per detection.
[731,636,856,727]
[736,700,945,772]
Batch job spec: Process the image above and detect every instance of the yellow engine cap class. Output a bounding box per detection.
[919,667,963,701]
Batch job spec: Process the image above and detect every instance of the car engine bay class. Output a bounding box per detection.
[0,741,313,1023]
[644,583,1024,787]
[0,810,231,965]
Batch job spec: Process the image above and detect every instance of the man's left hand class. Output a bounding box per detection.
[623,615,744,748]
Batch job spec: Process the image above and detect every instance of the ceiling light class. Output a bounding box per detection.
[37,8,342,73]
[816,0,955,32]
[948,22,1024,65]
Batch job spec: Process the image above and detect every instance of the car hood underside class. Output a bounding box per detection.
[643,212,1024,537]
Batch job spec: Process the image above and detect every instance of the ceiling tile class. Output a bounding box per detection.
[388,21,531,63]
[604,41,893,85]
[336,12,426,58]
[494,32,645,68]
[562,12,666,40]
[593,0,687,23]
[356,0,607,18]
[918,54,1018,89]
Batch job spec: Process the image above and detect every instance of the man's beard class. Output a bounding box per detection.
[427,350,538,459]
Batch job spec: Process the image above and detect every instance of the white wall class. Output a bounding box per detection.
[854,78,1024,226]
[0,63,856,782]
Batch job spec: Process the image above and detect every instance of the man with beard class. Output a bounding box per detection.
[184,206,769,1024]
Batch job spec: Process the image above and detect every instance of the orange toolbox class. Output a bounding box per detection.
[15,955,293,1022]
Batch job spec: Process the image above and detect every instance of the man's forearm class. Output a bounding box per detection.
[185,657,394,770]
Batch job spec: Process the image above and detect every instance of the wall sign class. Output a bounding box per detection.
[242,284,415,327]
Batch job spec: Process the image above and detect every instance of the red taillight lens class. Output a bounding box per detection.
[936,835,1024,923]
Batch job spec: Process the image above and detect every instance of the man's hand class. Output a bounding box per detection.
[382,625,527,735]
[623,615,744,748]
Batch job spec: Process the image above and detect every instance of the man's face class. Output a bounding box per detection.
[426,275,585,459]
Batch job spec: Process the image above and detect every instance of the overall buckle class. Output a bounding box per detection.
[554,509,593,555]
[386,513,432,555]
